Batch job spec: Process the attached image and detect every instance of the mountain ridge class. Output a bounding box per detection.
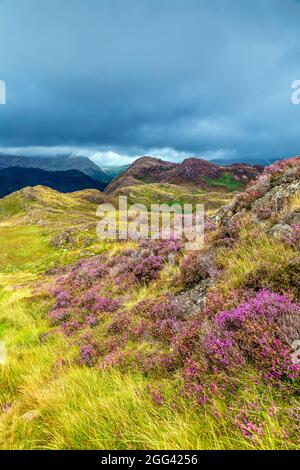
[0,166,106,198]
[106,156,264,194]
[0,154,111,186]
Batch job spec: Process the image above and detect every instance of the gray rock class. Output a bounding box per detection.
[269,223,292,238]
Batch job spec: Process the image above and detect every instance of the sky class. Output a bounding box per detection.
[1,0,300,167]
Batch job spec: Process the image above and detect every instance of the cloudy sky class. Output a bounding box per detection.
[1,0,300,166]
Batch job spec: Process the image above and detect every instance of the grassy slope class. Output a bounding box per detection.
[0,184,298,449]
[1,261,293,450]
[202,172,243,192]
[112,182,233,215]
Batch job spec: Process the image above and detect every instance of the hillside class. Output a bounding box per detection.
[106,156,263,194]
[0,166,107,198]
[0,157,299,450]
[0,185,111,273]
[0,154,111,186]
[113,182,233,215]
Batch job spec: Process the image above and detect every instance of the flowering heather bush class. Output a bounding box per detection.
[48,307,71,325]
[84,314,98,327]
[92,295,120,313]
[215,289,300,328]
[79,343,98,366]
[212,290,300,383]
[242,256,300,299]
[61,320,81,336]
[48,284,121,335]
[108,312,131,334]
[125,294,185,343]
[204,330,244,368]
[204,219,217,233]
[134,352,177,376]
[99,350,128,370]
[132,255,164,283]
[180,358,235,406]
[139,238,184,257]
[171,320,202,360]
[58,256,108,289]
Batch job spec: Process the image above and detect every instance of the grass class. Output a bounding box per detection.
[202,172,243,192]
[0,226,58,273]
[216,224,298,296]
[114,182,233,214]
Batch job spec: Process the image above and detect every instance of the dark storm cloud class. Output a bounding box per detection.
[1,0,300,164]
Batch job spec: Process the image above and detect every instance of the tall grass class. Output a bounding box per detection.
[0,283,297,450]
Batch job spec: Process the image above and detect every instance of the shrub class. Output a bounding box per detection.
[177,252,216,288]
[213,290,300,383]
[133,255,164,283]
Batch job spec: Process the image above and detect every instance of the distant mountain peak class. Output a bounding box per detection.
[106,155,263,194]
[0,153,111,186]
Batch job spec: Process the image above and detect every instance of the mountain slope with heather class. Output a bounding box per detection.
[106,156,263,194]
[0,157,299,450]
[0,154,111,186]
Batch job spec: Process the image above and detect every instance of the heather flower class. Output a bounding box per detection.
[212,290,300,383]
[92,296,120,314]
[133,255,164,283]
[140,238,184,257]
[79,344,97,366]
[146,385,163,406]
[215,289,300,329]
[256,207,273,220]
[172,320,201,360]
[108,313,130,334]
[204,331,244,368]
[48,308,70,325]
[84,314,98,327]
[60,320,81,336]
[234,411,264,441]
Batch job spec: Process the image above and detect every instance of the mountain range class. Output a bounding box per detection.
[0,154,111,186]
[0,154,264,199]
[0,166,106,198]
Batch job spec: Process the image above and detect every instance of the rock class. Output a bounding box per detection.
[176,279,211,315]
[283,212,300,225]
[269,223,292,238]
[50,228,75,247]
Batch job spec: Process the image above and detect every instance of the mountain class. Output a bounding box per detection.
[0,166,107,198]
[0,154,111,186]
[106,157,176,193]
[101,164,130,180]
[106,156,264,194]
